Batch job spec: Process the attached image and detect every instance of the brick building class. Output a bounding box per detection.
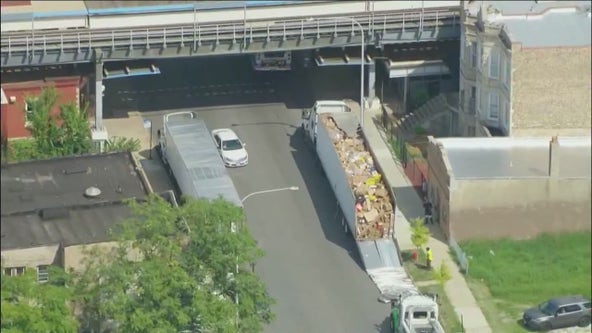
[1,73,89,141]
[456,0,591,137]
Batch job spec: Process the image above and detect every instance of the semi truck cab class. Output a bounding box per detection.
[301,100,351,145]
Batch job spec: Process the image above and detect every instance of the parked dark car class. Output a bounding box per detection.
[522,295,591,331]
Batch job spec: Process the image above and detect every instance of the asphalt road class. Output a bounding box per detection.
[104,55,391,332]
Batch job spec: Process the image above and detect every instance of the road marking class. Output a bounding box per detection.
[122,90,129,94]
[204,92,211,96]
[212,91,219,96]
[165,88,174,92]
[192,85,200,89]
[219,91,227,95]
[269,89,276,93]
[244,90,253,94]
[215,84,223,88]
[208,84,215,88]
[138,90,146,94]
[224,83,231,87]
[156,88,165,92]
[240,82,248,86]
[264,81,271,85]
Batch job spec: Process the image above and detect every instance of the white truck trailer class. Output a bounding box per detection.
[301,100,418,298]
[157,111,242,207]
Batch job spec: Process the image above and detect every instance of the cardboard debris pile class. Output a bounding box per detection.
[321,115,393,241]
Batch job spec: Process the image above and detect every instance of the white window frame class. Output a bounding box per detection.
[37,265,49,283]
[489,48,500,79]
[504,57,511,88]
[488,92,500,120]
[470,41,478,69]
[3,267,26,276]
[501,55,507,85]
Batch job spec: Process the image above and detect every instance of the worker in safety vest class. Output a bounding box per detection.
[426,247,433,269]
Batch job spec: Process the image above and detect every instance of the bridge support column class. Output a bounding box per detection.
[94,61,103,130]
[91,61,108,152]
[367,62,376,101]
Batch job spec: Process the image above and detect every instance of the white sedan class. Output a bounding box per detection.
[211,128,248,167]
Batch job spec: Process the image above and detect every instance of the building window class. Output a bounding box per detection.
[504,59,511,87]
[470,41,478,68]
[4,267,26,276]
[501,56,507,84]
[37,265,49,283]
[489,92,500,119]
[489,48,500,79]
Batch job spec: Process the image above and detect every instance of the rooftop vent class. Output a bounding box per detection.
[84,186,102,198]
[39,207,70,221]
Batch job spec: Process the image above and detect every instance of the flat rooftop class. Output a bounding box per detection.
[1,152,149,250]
[1,152,147,215]
[468,1,592,48]
[435,137,591,179]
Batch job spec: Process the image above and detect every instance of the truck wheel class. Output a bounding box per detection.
[578,316,591,327]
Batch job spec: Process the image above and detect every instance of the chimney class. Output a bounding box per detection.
[548,136,560,177]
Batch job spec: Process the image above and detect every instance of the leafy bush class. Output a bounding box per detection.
[104,136,141,153]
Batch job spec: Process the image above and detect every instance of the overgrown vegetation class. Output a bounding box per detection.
[104,136,141,153]
[461,232,592,333]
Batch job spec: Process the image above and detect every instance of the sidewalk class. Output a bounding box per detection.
[362,103,492,333]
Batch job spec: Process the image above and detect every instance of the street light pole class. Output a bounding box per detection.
[233,185,299,330]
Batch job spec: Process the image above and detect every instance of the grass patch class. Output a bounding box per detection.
[461,232,591,332]
[418,284,465,333]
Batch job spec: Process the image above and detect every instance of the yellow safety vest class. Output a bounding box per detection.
[427,250,433,261]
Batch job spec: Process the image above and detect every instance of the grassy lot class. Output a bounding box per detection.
[418,284,465,333]
[460,232,592,333]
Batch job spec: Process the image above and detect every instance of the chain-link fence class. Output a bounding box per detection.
[449,235,469,275]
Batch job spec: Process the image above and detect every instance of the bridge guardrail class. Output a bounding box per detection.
[1,9,459,55]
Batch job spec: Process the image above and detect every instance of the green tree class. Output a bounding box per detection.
[1,266,78,333]
[23,86,91,159]
[73,195,274,333]
[410,217,431,258]
[431,262,452,286]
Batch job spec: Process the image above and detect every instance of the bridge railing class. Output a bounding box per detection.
[1,9,459,55]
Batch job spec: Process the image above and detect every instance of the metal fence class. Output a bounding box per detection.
[448,235,469,275]
[1,9,459,56]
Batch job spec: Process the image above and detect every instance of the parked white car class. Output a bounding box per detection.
[211,128,248,167]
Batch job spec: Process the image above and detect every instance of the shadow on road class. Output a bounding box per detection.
[374,314,393,333]
[288,126,365,270]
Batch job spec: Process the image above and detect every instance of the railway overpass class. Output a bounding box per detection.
[1,1,461,67]
[1,1,462,148]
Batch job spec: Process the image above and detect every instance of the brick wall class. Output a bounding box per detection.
[1,76,84,140]
[511,46,592,135]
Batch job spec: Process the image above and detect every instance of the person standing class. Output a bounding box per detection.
[423,197,433,225]
[426,247,433,269]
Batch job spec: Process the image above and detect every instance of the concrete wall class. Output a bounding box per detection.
[449,178,591,241]
[511,46,592,136]
[64,241,143,273]
[1,244,61,268]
